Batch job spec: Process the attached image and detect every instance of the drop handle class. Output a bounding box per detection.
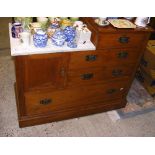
[119,36,129,43]
[117,51,128,58]
[40,98,52,105]
[85,55,97,61]
[81,73,94,80]
[112,69,123,76]
[107,89,117,94]
[107,88,124,94]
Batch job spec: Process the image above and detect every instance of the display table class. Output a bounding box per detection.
[10,19,153,127]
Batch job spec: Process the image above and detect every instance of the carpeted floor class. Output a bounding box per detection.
[0,54,155,137]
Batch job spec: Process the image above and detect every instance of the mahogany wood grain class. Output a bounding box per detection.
[13,17,153,127]
[24,78,128,116]
[18,96,127,127]
[97,33,146,49]
[69,49,141,69]
[68,65,134,87]
[24,53,69,92]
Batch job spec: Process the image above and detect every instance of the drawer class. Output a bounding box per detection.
[24,79,128,116]
[97,33,145,49]
[69,49,141,69]
[68,64,134,86]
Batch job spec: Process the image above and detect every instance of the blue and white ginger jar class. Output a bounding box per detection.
[64,26,76,42]
[33,30,48,48]
[51,30,66,47]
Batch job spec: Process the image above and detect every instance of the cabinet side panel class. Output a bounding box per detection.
[14,56,27,116]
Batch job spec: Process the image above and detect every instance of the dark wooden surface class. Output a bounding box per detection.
[14,17,153,127]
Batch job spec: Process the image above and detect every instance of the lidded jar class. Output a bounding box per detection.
[33,30,48,48]
[51,30,66,47]
[64,26,76,42]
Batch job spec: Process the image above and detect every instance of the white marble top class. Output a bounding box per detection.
[9,23,96,56]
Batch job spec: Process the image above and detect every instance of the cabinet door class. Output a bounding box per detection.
[24,53,69,91]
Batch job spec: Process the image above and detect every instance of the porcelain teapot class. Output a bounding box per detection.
[134,17,150,27]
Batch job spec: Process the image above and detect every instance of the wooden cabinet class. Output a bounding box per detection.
[14,18,153,127]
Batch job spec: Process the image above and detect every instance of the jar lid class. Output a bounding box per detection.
[52,30,66,40]
[36,30,46,35]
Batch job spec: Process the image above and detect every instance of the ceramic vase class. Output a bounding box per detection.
[11,23,23,38]
[51,30,66,47]
[33,30,48,48]
[64,26,76,42]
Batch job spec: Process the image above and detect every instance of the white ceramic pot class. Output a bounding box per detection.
[37,17,48,23]
[19,31,31,47]
[134,17,150,27]
[73,21,83,28]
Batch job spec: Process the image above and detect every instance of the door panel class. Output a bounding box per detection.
[24,53,69,91]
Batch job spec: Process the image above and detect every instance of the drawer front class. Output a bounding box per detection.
[24,79,128,116]
[97,33,145,49]
[68,64,134,86]
[69,49,141,69]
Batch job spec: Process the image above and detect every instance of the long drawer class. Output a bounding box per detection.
[69,49,141,69]
[97,33,145,49]
[24,78,128,116]
[68,64,134,86]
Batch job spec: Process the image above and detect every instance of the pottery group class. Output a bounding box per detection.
[12,17,90,48]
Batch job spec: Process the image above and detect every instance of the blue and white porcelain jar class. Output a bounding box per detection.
[33,30,48,48]
[51,30,66,47]
[64,26,76,42]
[11,22,23,38]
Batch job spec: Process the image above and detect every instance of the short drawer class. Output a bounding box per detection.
[68,64,134,86]
[24,79,128,116]
[69,49,141,69]
[97,33,145,49]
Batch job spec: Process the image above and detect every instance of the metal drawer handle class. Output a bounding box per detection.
[119,37,129,43]
[118,51,128,58]
[112,69,123,76]
[140,58,148,67]
[107,89,117,94]
[40,98,52,105]
[85,55,97,61]
[81,73,94,80]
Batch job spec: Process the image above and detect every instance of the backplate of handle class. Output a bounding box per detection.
[117,51,128,58]
[81,73,94,80]
[119,36,129,43]
[112,69,123,76]
[107,89,117,94]
[40,98,52,105]
[85,55,97,61]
